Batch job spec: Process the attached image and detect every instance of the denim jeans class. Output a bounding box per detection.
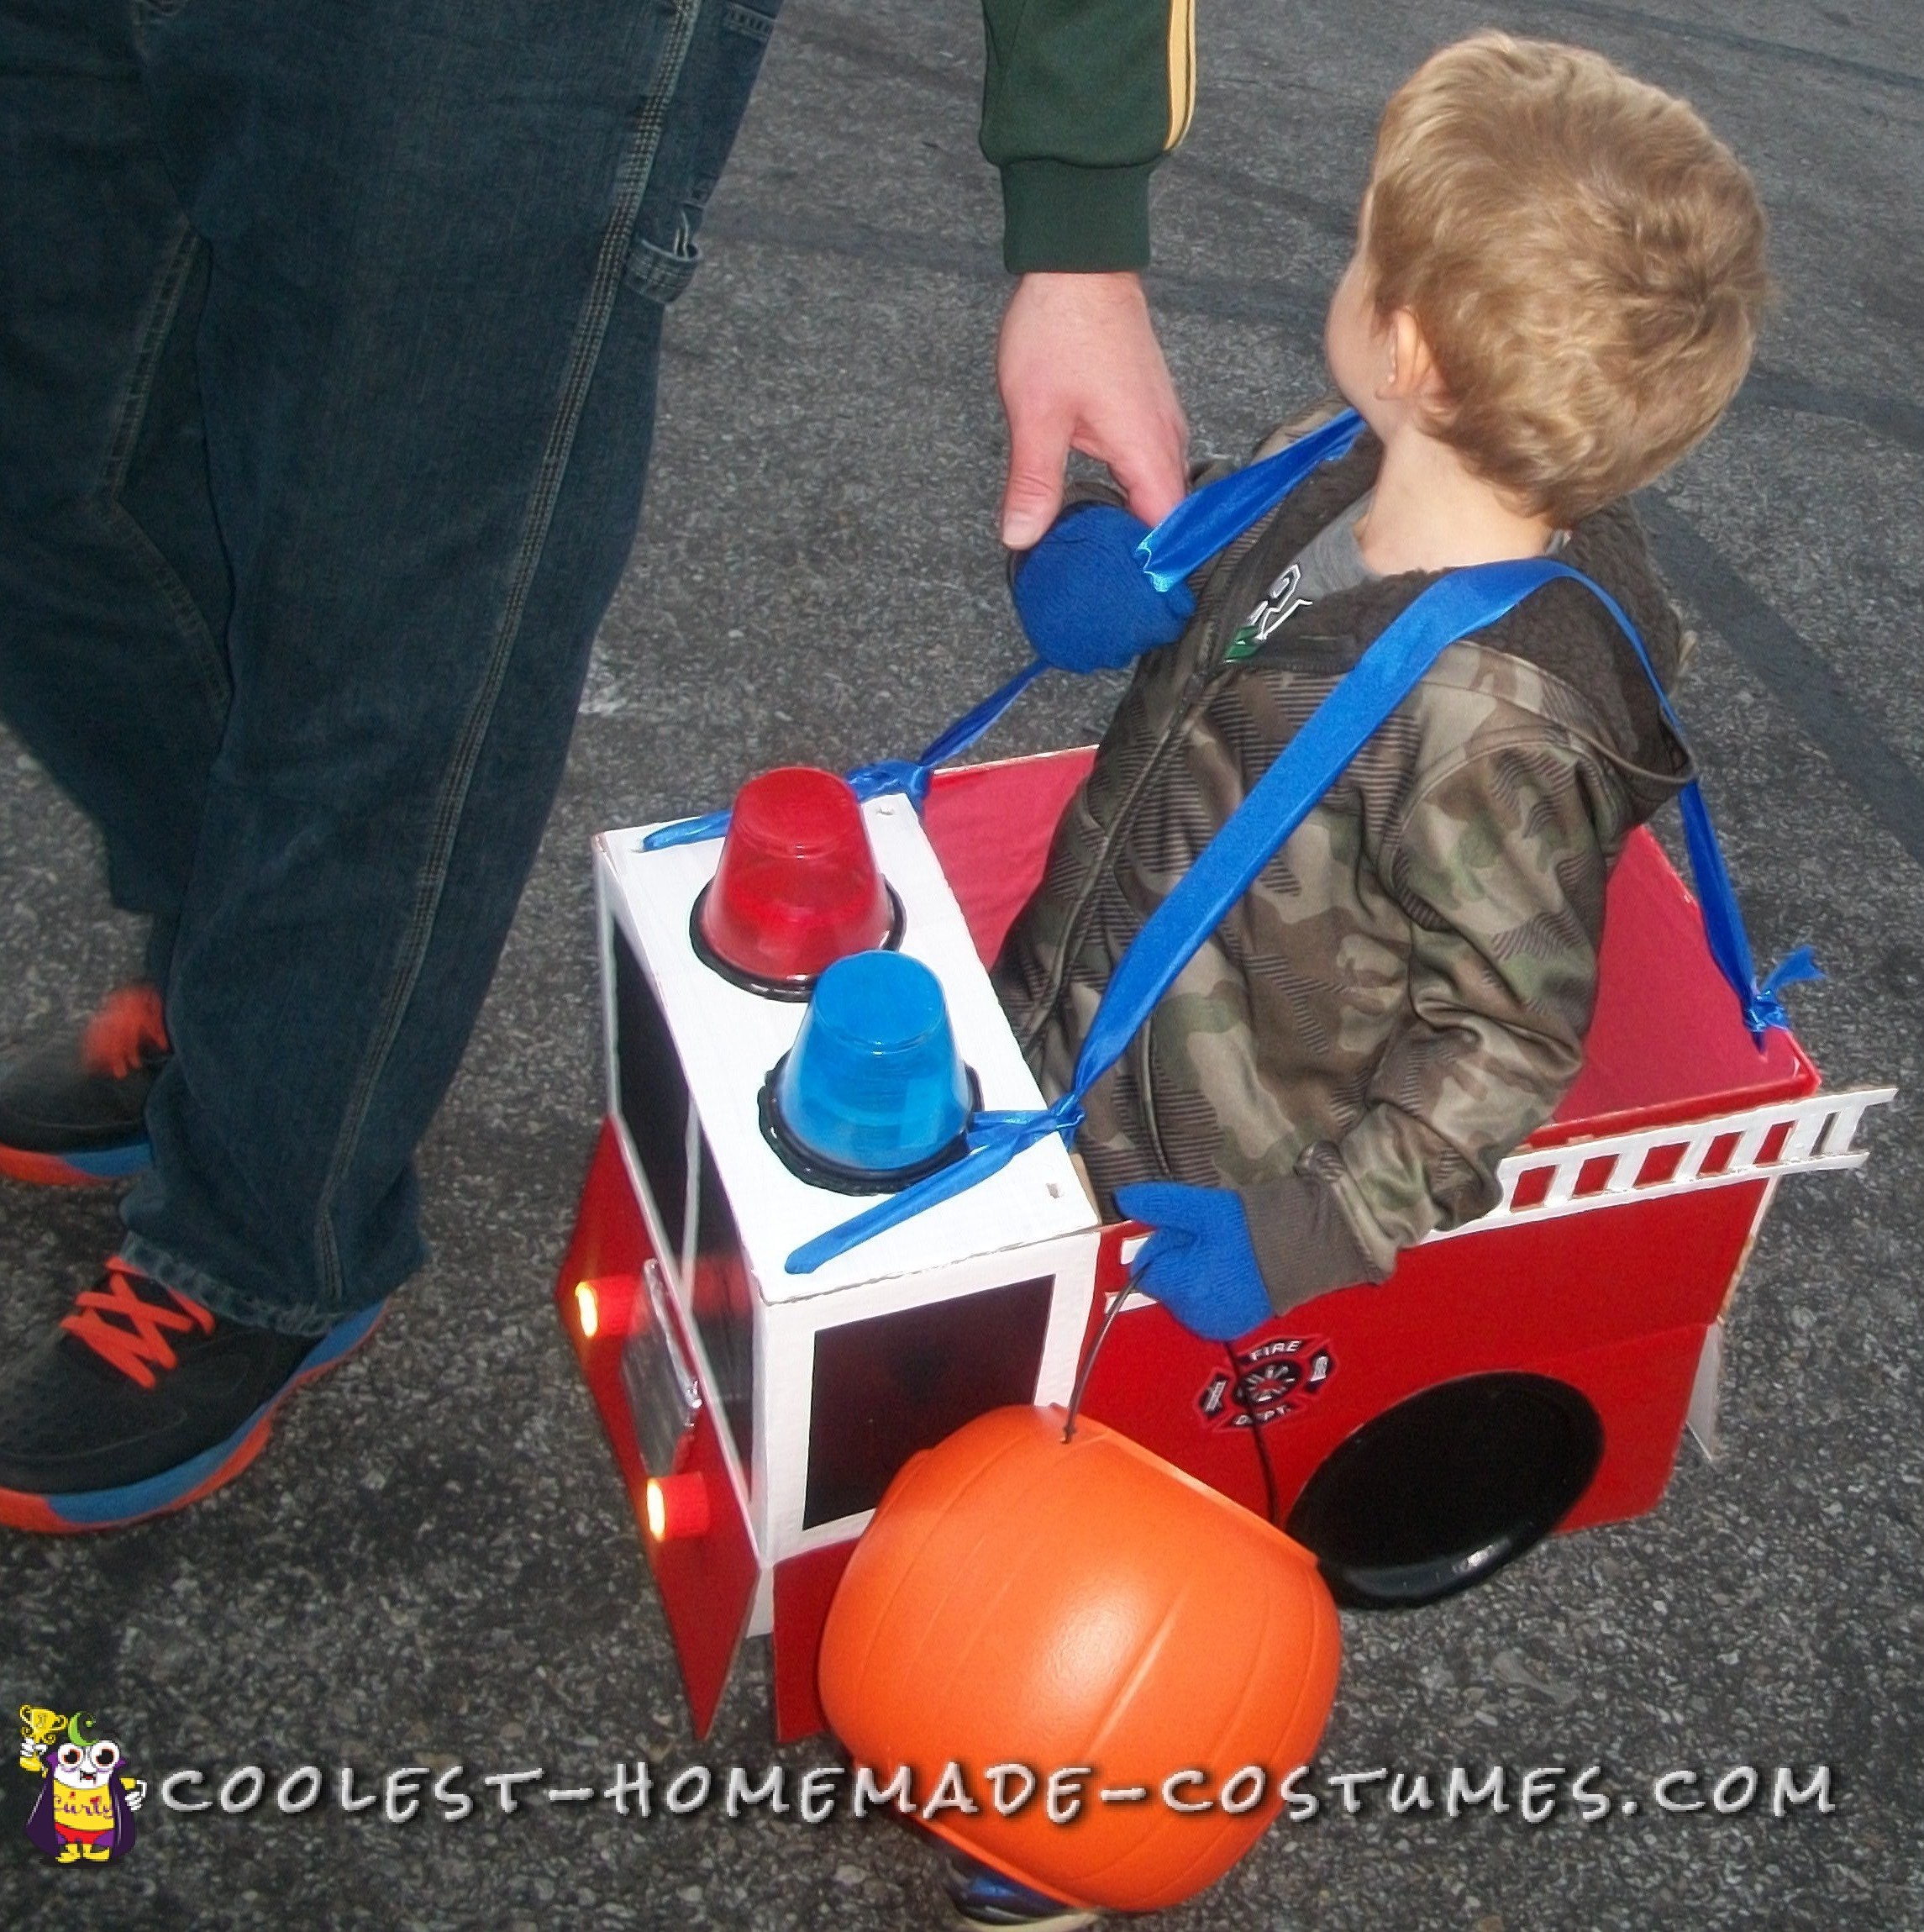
[0,0,781,1333]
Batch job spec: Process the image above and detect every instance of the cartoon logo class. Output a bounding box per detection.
[1226,561,1315,660]
[18,1706,145,1864]
[1196,1334,1334,1429]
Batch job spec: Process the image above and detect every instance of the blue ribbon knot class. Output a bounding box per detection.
[784,1092,1085,1276]
[1743,944,1824,1038]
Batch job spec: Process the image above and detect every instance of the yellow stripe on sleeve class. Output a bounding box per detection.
[1166,0,1197,148]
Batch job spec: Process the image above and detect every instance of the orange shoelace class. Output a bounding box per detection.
[80,984,169,1080]
[60,1261,214,1389]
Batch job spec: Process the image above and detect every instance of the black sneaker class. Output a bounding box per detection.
[0,1260,386,1532]
[947,1855,1097,1930]
[0,984,167,1186]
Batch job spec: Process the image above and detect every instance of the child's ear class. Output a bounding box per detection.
[1381,308,1451,417]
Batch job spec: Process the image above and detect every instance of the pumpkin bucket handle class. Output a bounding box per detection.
[1060,1284,1133,1443]
[1063,1282,1284,1524]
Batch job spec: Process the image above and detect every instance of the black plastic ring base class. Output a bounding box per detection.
[758,1056,981,1197]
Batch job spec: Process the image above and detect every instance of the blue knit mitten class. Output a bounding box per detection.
[1010,503,1196,673]
[1115,1182,1274,1342]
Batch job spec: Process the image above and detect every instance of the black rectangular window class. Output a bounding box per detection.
[691,1125,756,1475]
[612,924,690,1254]
[803,1276,1055,1529]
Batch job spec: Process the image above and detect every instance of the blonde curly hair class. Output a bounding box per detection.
[1364,34,1770,525]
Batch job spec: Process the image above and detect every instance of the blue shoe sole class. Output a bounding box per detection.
[0,1136,153,1187]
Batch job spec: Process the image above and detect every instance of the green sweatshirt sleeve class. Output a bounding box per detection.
[980,0,1196,274]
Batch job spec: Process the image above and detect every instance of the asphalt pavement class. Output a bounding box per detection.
[3,1,1921,1927]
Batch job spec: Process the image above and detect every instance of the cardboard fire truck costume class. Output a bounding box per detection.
[555,733,1890,1740]
[556,412,1889,1749]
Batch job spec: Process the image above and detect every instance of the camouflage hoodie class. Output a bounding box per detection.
[992,428,1694,1313]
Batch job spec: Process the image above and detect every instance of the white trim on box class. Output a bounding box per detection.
[1102,1092,1892,1315]
[1427,1086,1894,1240]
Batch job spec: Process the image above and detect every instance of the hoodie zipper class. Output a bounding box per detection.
[1017,512,1279,1061]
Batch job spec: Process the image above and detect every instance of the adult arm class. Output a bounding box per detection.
[981,0,1195,543]
[981,0,1196,271]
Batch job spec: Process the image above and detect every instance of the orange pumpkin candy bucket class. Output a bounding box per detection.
[817,1404,1343,1914]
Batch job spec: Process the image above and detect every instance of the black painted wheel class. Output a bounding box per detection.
[1285,1373,1604,1609]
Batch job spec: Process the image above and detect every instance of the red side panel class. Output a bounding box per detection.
[1080,1181,1769,1533]
[1542,1324,1709,1530]
[1539,827,1818,1138]
[923,749,1094,966]
[555,1123,761,1739]
[771,1540,861,1743]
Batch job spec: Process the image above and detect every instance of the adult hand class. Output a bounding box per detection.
[996,271,1187,550]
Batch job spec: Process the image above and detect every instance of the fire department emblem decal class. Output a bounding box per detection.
[1197,1335,1334,1429]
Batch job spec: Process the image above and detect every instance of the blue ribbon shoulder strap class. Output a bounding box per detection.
[786,555,1813,1274]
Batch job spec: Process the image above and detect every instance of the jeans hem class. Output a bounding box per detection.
[116,1233,367,1338]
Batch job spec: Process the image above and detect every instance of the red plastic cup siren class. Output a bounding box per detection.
[697,767,897,993]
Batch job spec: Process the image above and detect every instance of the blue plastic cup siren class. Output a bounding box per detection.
[775,951,971,1177]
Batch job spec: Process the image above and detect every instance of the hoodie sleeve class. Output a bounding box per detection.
[1271,732,1628,1298]
[981,0,1196,272]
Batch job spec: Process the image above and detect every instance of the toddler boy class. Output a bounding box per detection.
[994,34,1770,1346]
